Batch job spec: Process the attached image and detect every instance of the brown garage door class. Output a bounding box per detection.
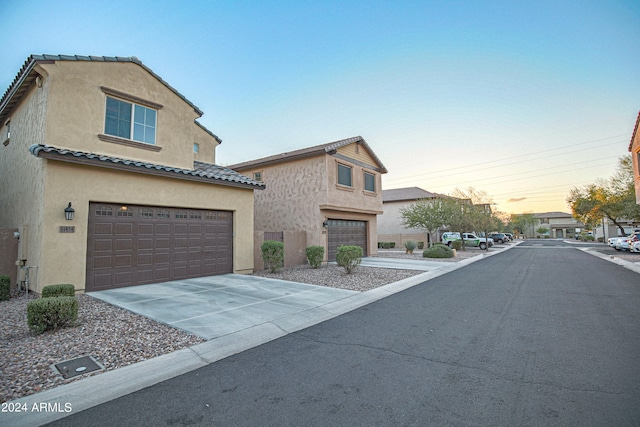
[86,203,233,291]
[327,219,367,261]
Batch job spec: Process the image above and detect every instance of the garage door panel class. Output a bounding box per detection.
[327,219,367,261]
[156,224,171,234]
[139,224,153,235]
[115,255,132,267]
[155,238,170,250]
[93,256,112,269]
[138,253,153,266]
[94,223,113,235]
[115,239,132,251]
[94,239,112,251]
[86,203,233,291]
[114,272,132,286]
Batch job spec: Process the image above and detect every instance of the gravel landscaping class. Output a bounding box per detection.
[0,250,483,403]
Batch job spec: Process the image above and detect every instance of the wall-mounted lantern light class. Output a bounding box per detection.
[322,220,329,228]
[64,202,75,221]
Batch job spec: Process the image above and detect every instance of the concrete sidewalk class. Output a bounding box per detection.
[2,244,516,427]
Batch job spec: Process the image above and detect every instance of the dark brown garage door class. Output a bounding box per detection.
[327,219,368,261]
[86,203,233,291]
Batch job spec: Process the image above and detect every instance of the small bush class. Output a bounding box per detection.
[336,245,363,274]
[305,246,324,269]
[0,275,10,301]
[390,242,396,248]
[42,284,75,298]
[417,241,424,249]
[382,242,391,249]
[27,296,78,334]
[404,240,417,253]
[261,240,284,273]
[423,245,454,258]
[451,240,462,251]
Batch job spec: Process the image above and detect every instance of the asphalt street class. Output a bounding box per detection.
[46,240,640,426]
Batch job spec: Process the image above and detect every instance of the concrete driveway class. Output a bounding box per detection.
[88,274,358,340]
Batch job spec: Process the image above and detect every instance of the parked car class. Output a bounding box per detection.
[608,237,620,248]
[489,233,508,244]
[631,240,640,253]
[442,232,494,250]
[504,233,514,241]
[615,236,630,251]
[615,234,640,251]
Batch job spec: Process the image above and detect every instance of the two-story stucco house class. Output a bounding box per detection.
[229,136,387,265]
[378,187,445,247]
[0,54,264,293]
[523,212,583,238]
[629,111,640,205]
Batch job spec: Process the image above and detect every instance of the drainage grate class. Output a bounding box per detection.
[52,356,104,379]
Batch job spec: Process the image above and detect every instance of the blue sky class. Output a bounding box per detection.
[2,0,639,214]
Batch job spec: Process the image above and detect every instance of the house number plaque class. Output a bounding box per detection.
[59,226,75,233]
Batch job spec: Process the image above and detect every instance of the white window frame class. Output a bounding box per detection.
[105,96,157,145]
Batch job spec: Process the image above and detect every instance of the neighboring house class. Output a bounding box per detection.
[229,136,387,265]
[630,110,640,204]
[0,54,264,294]
[523,212,583,238]
[378,187,444,247]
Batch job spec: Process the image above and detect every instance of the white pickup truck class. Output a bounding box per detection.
[442,232,494,250]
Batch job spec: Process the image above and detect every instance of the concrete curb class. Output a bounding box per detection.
[2,242,521,426]
[579,247,640,275]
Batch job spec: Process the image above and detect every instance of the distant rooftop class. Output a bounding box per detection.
[382,187,443,202]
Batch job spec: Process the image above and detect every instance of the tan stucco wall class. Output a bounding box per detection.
[0,77,49,286]
[39,60,218,168]
[243,156,328,232]
[35,161,255,292]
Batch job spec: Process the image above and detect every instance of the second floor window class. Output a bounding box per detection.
[338,163,352,187]
[105,96,156,144]
[364,171,375,192]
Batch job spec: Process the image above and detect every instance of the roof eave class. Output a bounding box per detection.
[31,146,264,191]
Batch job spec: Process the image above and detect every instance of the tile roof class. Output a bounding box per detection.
[228,136,388,173]
[29,144,264,190]
[532,211,573,219]
[0,55,221,143]
[382,187,443,202]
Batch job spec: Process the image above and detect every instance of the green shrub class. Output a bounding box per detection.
[423,245,454,258]
[377,242,383,249]
[451,240,462,251]
[42,284,75,298]
[382,242,391,249]
[404,240,417,253]
[417,241,424,249]
[0,275,10,301]
[27,296,78,334]
[336,245,363,274]
[261,240,284,273]
[305,246,324,269]
[390,242,396,248]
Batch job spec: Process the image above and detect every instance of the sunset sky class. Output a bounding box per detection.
[2,0,638,214]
